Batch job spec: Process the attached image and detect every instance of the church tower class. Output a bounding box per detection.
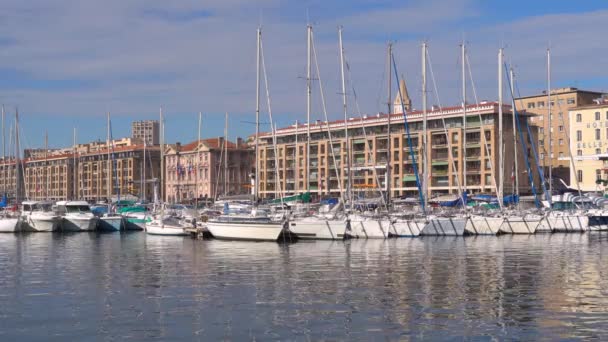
[393,78,412,113]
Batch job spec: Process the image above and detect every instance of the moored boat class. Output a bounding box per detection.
[56,201,98,231]
[20,201,60,232]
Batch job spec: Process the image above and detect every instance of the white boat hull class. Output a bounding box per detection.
[289,219,350,240]
[499,216,540,234]
[61,217,98,231]
[349,217,391,239]
[385,219,424,237]
[589,213,608,231]
[21,216,60,232]
[206,221,286,241]
[465,216,502,235]
[539,214,588,233]
[145,224,189,236]
[420,217,467,236]
[0,218,20,232]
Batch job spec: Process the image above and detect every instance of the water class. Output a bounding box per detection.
[1,233,608,340]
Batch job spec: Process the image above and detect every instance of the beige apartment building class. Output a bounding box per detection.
[164,138,253,202]
[256,101,539,200]
[516,87,604,183]
[24,152,74,201]
[0,158,23,201]
[132,120,160,146]
[568,101,608,192]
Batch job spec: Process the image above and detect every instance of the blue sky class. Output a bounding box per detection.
[0,0,607,150]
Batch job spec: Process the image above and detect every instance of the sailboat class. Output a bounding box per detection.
[98,112,124,231]
[287,25,351,240]
[0,108,23,233]
[206,28,289,242]
[145,107,189,236]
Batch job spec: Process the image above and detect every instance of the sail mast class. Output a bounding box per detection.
[547,48,552,206]
[254,27,261,203]
[386,42,392,205]
[498,48,504,202]
[461,42,467,196]
[306,24,312,194]
[422,42,428,211]
[45,130,49,199]
[73,127,77,200]
[196,112,201,207]
[159,107,164,203]
[107,112,111,209]
[15,108,20,204]
[224,112,228,197]
[510,67,519,198]
[338,26,350,206]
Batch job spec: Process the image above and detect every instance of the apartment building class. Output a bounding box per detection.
[24,153,74,201]
[164,138,253,202]
[568,101,608,191]
[255,102,539,200]
[516,87,604,183]
[0,158,23,201]
[131,120,160,146]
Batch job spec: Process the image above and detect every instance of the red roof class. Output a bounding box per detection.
[177,138,240,152]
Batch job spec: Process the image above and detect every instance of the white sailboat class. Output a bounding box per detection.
[0,108,22,233]
[20,201,60,232]
[289,25,351,240]
[145,107,189,236]
[98,112,123,232]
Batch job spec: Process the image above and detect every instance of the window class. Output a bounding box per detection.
[559,152,564,158]
[596,112,601,121]
[577,130,582,142]
[540,153,544,159]
[597,148,602,155]
[539,127,544,134]
[597,169,602,181]
[577,149,582,156]
[578,170,583,183]
[567,98,575,105]
[538,101,545,108]
[606,111,608,120]
[576,113,582,122]
[558,112,563,118]
[559,139,564,145]
[597,129,602,140]
[527,102,535,109]
[559,126,564,132]
[539,139,544,146]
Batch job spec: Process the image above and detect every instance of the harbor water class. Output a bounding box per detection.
[1,232,608,340]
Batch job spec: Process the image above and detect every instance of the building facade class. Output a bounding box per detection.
[568,101,608,191]
[24,153,74,201]
[164,138,253,202]
[0,158,23,201]
[131,120,160,146]
[516,87,604,183]
[256,102,539,200]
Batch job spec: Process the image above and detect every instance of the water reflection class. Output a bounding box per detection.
[0,233,607,340]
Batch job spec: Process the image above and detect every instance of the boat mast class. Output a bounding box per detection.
[338,26,350,206]
[547,48,552,206]
[224,112,228,197]
[510,67,519,199]
[306,24,312,195]
[159,107,164,204]
[498,48,504,203]
[254,27,261,203]
[141,124,146,202]
[461,42,467,197]
[1,105,4,195]
[386,42,392,206]
[422,42,428,211]
[107,112,111,211]
[15,108,20,204]
[73,127,76,200]
[45,130,49,200]
[196,112,201,207]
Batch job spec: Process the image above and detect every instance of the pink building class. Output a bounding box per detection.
[164,137,253,202]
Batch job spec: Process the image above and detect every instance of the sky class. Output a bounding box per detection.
[0,0,607,150]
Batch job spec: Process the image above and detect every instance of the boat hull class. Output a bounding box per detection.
[61,217,98,232]
[0,218,20,232]
[206,221,286,241]
[498,216,540,234]
[465,216,502,235]
[386,219,424,237]
[589,214,608,231]
[420,217,467,236]
[21,216,60,232]
[349,217,391,239]
[98,216,123,231]
[539,214,588,233]
[145,224,189,236]
[289,219,350,240]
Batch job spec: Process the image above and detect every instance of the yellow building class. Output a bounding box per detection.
[516,87,604,183]
[255,101,539,200]
[24,152,74,201]
[568,101,608,191]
